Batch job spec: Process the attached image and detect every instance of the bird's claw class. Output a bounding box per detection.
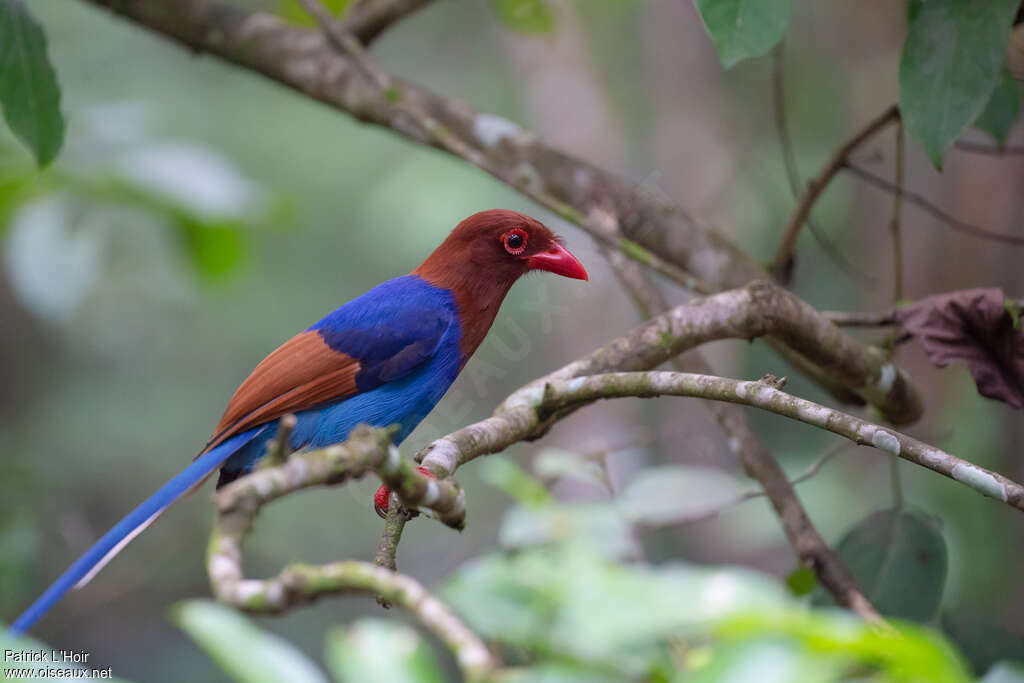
[373,466,435,518]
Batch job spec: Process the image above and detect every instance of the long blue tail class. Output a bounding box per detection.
[9,428,264,634]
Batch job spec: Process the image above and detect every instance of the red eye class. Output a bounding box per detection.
[503,228,528,255]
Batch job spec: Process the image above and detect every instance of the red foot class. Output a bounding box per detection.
[374,467,435,518]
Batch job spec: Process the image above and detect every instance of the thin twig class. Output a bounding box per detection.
[843,163,1024,246]
[823,309,898,326]
[372,502,412,573]
[889,121,905,304]
[634,441,851,529]
[770,105,900,282]
[260,414,296,468]
[340,0,437,44]
[890,455,904,510]
[885,122,906,507]
[770,43,876,286]
[953,140,1024,156]
[372,503,412,607]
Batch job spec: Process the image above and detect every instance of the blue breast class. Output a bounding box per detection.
[219,276,463,481]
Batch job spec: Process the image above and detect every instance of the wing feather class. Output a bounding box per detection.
[201,298,455,455]
[202,331,360,453]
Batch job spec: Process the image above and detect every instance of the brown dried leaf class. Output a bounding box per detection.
[896,288,1024,409]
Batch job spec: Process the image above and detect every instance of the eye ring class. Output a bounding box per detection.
[502,228,528,255]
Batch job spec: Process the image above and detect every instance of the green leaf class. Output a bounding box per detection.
[176,215,246,280]
[0,0,65,167]
[499,502,636,559]
[172,600,328,683]
[682,638,843,683]
[442,544,790,674]
[490,0,555,35]
[907,0,924,23]
[0,172,35,237]
[693,0,792,69]
[442,548,562,648]
[479,456,553,506]
[715,610,972,683]
[1006,298,1023,331]
[974,69,1023,147]
[278,0,351,27]
[784,566,816,597]
[325,619,446,683]
[941,609,1024,677]
[616,465,747,526]
[814,509,948,622]
[899,0,1020,168]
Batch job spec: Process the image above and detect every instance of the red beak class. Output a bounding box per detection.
[527,242,588,281]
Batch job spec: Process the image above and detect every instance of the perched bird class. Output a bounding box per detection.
[10,209,587,633]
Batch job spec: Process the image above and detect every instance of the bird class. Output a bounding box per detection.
[9,209,587,634]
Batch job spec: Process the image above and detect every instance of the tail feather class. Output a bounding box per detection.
[9,428,265,634]
[73,511,160,590]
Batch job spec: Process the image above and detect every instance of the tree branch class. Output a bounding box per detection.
[418,281,922,479]
[412,280,931,620]
[212,425,466,531]
[589,210,881,621]
[202,284,1020,630]
[770,105,900,282]
[843,162,1024,246]
[531,372,1024,512]
[770,42,876,286]
[210,557,495,681]
[76,0,922,418]
[373,504,412,573]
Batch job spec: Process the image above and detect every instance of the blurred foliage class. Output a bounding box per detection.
[0,128,284,328]
[172,601,329,683]
[277,0,352,27]
[324,619,446,683]
[942,609,1024,677]
[693,0,1024,166]
[38,458,992,682]
[784,566,816,597]
[975,69,1024,148]
[489,0,555,35]
[0,0,64,166]
[899,0,1020,167]
[168,532,973,683]
[693,0,792,69]
[812,509,947,623]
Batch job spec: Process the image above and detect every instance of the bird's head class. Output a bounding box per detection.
[414,209,588,287]
[375,211,587,519]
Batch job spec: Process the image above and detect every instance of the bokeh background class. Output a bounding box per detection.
[2,1,1022,680]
